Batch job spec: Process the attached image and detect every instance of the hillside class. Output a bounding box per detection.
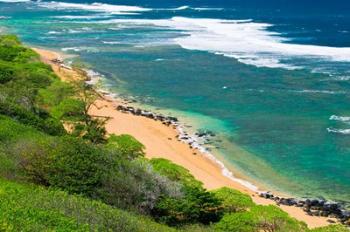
[0,34,347,232]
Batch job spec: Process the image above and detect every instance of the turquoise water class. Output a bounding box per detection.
[1,0,350,204]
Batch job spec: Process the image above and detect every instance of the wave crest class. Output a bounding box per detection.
[38,1,151,15]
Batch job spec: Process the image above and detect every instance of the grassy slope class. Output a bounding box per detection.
[0,178,176,232]
[0,34,347,232]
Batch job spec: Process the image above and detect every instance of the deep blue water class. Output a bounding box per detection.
[1,0,350,204]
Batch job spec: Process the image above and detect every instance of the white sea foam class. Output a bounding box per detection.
[172,6,189,10]
[330,115,350,122]
[327,128,350,135]
[291,89,345,95]
[102,41,121,45]
[61,47,99,53]
[192,7,224,11]
[85,69,102,85]
[47,30,61,35]
[99,17,350,69]
[37,2,151,15]
[332,76,350,81]
[0,0,30,2]
[157,6,224,11]
[52,15,111,20]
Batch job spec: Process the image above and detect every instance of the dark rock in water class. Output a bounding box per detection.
[278,198,297,206]
[320,211,330,217]
[135,109,142,115]
[303,206,311,212]
[168,116,178,122]
[296,201,305,207]
[259,192,274,199]
[258,192,350,225]
[195,129,216,138]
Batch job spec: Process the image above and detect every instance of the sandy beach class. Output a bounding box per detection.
[33,47,331,229]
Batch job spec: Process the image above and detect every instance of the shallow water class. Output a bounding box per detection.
[1,0,350,203]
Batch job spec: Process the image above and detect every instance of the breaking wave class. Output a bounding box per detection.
[97,17,350,69]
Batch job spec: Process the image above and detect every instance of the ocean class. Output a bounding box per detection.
[1,0,349,204]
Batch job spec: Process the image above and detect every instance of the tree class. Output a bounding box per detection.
[106,134,145,160]
[214,212,258,232]
[212,187,254,213]
[150,158,223,226]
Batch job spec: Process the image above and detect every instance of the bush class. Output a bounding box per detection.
[0,63,15,84]
[212,187,254,213]
[98,158,181,213]
[310,225,350,232]
[0,102,65,136]
[38,80,74,108]
[214,211,258,232]
[51,98,85,120]
[150,158,223,226]
[21,136,109,196]
[214,205,307,232]
[153,187,223,226]
[0,179,176,232]
[150,158,203,189]
[107,134,145,159]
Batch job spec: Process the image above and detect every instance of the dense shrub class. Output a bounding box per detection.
[214,205,307,232]
[214,211,258,232]
[150,158,223,226]
[38,79,74,107]
[0,102,65,136]
[310,225,349,232]
[51,98,85,120]
[19,135,109,195]
[0,63,15,84]
[0,179,176,232]
[107,134,145,159]
[212,187,254,213]
[150,158,203,189]
[100,159,182,213]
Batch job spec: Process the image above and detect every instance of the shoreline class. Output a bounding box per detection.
[32,47,334,228]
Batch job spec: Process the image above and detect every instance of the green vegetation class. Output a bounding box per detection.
[0,179,175,232]
[212,187,254,213]
[0,34,346,231]
[309,225,349,232]
[215,205,308,232]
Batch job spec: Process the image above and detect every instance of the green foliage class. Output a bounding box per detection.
[0,35,64,136]
[214,211,258,232]
[150,158,203,189]
[0,102,65,136]
[0,179,176,232]
[252,205,307,232]
[212,187,254,213]
[107,134,145,159]
[38,79,74,107]
[82,118,107,144]
[51,98,85,120]
[0,35,37,63]
[153,187,223,226]
[0,62,15,84]
[150,158,223,226]
[20,136,109,195]
[310,225,349,232]
[215,205,307,232]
